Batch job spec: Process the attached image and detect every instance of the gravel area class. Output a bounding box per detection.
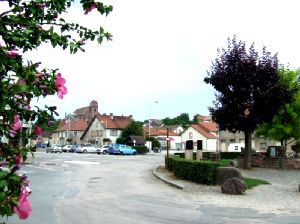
[155,166,300,215]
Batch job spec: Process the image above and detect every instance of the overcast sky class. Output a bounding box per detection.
[21,0,300,121]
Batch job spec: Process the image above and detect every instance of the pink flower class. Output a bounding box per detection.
[37,72,45,79]
[84,2,97,15]
[9,130,17,137]
[13,188,32,220]
[34,125,42,136]
[14,154,22,165]
[10,115,21,137]
[6,51,19,58]
[55,73,67,99]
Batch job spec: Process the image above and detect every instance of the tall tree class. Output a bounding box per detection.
[162,113,191,127]
[121,120,144,139]
[204,36,294,169]
[256,67,300,150]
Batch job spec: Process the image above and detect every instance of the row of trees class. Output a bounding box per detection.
[205,36,300,169]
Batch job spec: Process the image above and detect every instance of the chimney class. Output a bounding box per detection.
[110,113,113,119]
[129,115,133,118]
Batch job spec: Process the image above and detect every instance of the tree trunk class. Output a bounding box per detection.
[243,131,252,169]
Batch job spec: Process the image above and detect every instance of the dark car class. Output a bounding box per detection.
[108,144,121,155]
[69,145,79,153]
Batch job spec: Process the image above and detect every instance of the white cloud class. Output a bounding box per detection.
[22,0,300,121]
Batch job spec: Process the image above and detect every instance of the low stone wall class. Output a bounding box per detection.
[239,156,300,169]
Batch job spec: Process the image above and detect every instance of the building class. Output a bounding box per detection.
[73,100,100,123]
[181,123,217,151]
[80,113,133,146]
[51,119,88,145]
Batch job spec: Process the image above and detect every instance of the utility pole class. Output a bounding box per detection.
[166,128,169,158]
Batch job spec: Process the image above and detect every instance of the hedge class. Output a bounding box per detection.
[133,145,148,155]
[165,155,221,185]
[174,152,241,160]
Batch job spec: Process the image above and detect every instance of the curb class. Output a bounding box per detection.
[152,165,185,190]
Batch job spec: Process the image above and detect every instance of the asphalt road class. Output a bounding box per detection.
[3,152,300,224]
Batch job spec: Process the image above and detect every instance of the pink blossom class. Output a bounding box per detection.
[13,188,32,220]
[6,51,19,58]
[37,72,45,79]
[9,130,17,137]
[55,73,67,99]
[84,3,97,15]
[10,115,21,137]
[34,125,42,136]
[14,154,22,165]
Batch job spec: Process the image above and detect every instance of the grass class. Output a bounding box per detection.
[244,177,270,189]
[218,159,233,167]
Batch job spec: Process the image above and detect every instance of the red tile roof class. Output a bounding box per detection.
[143,127,179,136]
[96,114,132,129]
[198,121,217,132]
[55,119,88,132]
[191,124,216,139]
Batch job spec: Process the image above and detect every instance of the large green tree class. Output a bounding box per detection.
[162,113,191,127]
[256,67,300,151]
[121,120,144,139]
[204,36,294,169]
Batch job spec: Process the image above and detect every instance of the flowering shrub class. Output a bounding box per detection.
[0,0,112,220]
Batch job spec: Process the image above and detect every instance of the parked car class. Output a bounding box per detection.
[119,145,137,155]
[62,145,72,152]
[76,144,98,153]
[69,145,79,153]
[96,145,110,155]
[108,144,121,155]
[46,144,63,153]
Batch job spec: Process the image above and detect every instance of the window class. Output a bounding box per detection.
[230,139,235,143]
[74,131,77,137]
[189,132,193,139]
[110,130,117,136]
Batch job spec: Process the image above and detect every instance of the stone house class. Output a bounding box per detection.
[80,113,133,146]
[73,100,100,123]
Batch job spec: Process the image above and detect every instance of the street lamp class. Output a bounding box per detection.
[148,101,158,137]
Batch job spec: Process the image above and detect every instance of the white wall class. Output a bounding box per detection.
[181,126,216,151]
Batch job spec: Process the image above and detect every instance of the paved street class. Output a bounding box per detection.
[3,152,300,224]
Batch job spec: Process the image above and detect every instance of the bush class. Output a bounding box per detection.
[165,156,221,185]
[133,146,148,155]
[173,152,241,160]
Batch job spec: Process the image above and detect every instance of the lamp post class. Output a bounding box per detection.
[148,101,158,137]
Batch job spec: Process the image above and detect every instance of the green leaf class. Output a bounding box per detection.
[0,180,8,189]
[0,192,5,201]
[0,171,8,180]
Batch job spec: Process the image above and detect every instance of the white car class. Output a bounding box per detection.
[46,144,63,153]
[62,145,72,152]
[96,145,110,155]
[76,144,97,153]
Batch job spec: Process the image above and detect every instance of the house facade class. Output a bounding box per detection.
[80,113,133,146]
[195,115,280,152]
[148,128,181,150]
[51,119,88,145]
[181,124,217,151]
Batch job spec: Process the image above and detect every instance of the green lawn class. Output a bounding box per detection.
[244,177,270,189]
